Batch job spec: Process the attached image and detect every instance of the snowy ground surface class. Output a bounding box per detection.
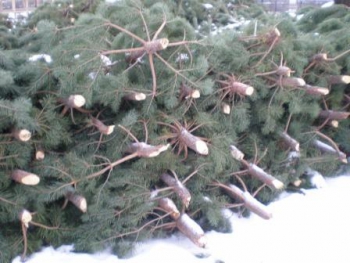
[12,174,350,263]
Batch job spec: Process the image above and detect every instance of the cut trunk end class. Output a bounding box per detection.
[11,169,40,185]
[13,129,32,142]
[280,132,300,152]
[19,209,32,228]
[229,145,245,161]
[221,102,231,115]
[124,92,147,101]
[176,213,207,248]
[180,128,209,155]
[226,184,272,220]
[248,163,284,190]
[328,75,350,85]
[232,82,254,96]
[160,173,191,208]
[92,118,115,135]
[66,94,86,109]
[67,192,87,213]
[35,149,45,160]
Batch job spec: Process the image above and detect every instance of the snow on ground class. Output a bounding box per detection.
[12,173,350,263]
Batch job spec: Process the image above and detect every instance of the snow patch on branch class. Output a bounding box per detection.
[29,54,52,63]
[305,168,327,189]
[202,3,214,9]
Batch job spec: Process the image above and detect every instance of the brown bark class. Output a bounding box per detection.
[179,128,209,155]
[91,117,115,135]
[265,28,281,44]
[312,53,328,63]
[242,161,284,189]
[176,213,207,247]
[328,75,350,85]
[280,132,300,152]
[231,82,254,96]
[312,139,347,163]
[318,110,350,120]
[281,77,305,87]
[229,145,245,161]
[11,169,40,185]
[125,142,170,158]
[160,173,191,208]
[158,198,180,220]
[276,66,292,77]
[144,38,169,53]
[67,192,87,213]
[179,83,200,100]
[123,92,147,101]
[125,50,145,64]
[226,184,272,220]
[304,85,329,96]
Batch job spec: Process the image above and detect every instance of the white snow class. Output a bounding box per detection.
[202,3,214,10]
[305,168,327,189]
[12,174,350,263]
[321,1,334,8]
[28,54,52,63]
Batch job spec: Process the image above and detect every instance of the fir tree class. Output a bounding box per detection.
[0,1,349,261]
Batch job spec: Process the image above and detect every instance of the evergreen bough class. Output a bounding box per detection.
[0,1,349,261]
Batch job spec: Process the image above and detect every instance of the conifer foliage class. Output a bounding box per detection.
[0,0,349,261]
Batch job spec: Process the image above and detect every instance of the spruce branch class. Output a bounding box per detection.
[311,130,347,163]
[0,196,17,205]
[244,27,281,68]
[158,119,209,159]
[255,52,294,78]
[19,209,59,261]
[228,145,284,190]
[304,49,350,72]
[99,12,200,105]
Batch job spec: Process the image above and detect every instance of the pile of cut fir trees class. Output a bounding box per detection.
[0,0,349,261]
